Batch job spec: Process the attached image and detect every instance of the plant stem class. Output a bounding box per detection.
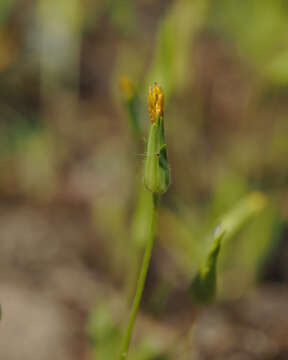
[120,194,160,360]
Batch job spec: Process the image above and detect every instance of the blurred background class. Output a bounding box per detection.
[0,0,288,359]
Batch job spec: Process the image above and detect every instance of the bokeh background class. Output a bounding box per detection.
[0,0,288,359]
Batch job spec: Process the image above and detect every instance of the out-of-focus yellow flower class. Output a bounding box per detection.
[119,76,135,100]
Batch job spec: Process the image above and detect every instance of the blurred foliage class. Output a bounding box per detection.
[0,0,16,24]
[0,0,287,358]
[88,304,170,360]
[190,228,224,304]
[147,0,209,99]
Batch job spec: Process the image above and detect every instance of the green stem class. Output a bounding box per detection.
[120,194,160,360]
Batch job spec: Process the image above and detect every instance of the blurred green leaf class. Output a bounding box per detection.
[265,50,288,84]
[219,192,267,242]
[208,0,288,65]
[207,172,248,224]
[235,203,279,284]
[190,192,268,303]
[130,338,170,360]
[189,228,225,304]
[216,192,272,298]
[147,0,208,100]
[0,0,16,24]
[107,0,137,33]
[87,304,120,360]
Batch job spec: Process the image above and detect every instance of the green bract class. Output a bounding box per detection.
[144,113,170,194]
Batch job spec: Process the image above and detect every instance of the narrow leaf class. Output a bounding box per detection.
[189,228,225,304]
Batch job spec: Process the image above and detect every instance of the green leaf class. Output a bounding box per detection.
[191,192,268,301]
[189,228,225,304]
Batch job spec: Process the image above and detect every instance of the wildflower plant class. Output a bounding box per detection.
[118,82,269,360]
[119,84,170,360]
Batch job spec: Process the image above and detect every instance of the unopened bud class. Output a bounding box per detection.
[144,84,170,194]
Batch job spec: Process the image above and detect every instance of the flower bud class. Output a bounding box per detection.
[144,84,170,194]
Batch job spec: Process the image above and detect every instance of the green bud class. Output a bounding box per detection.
[144,84,170,194]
